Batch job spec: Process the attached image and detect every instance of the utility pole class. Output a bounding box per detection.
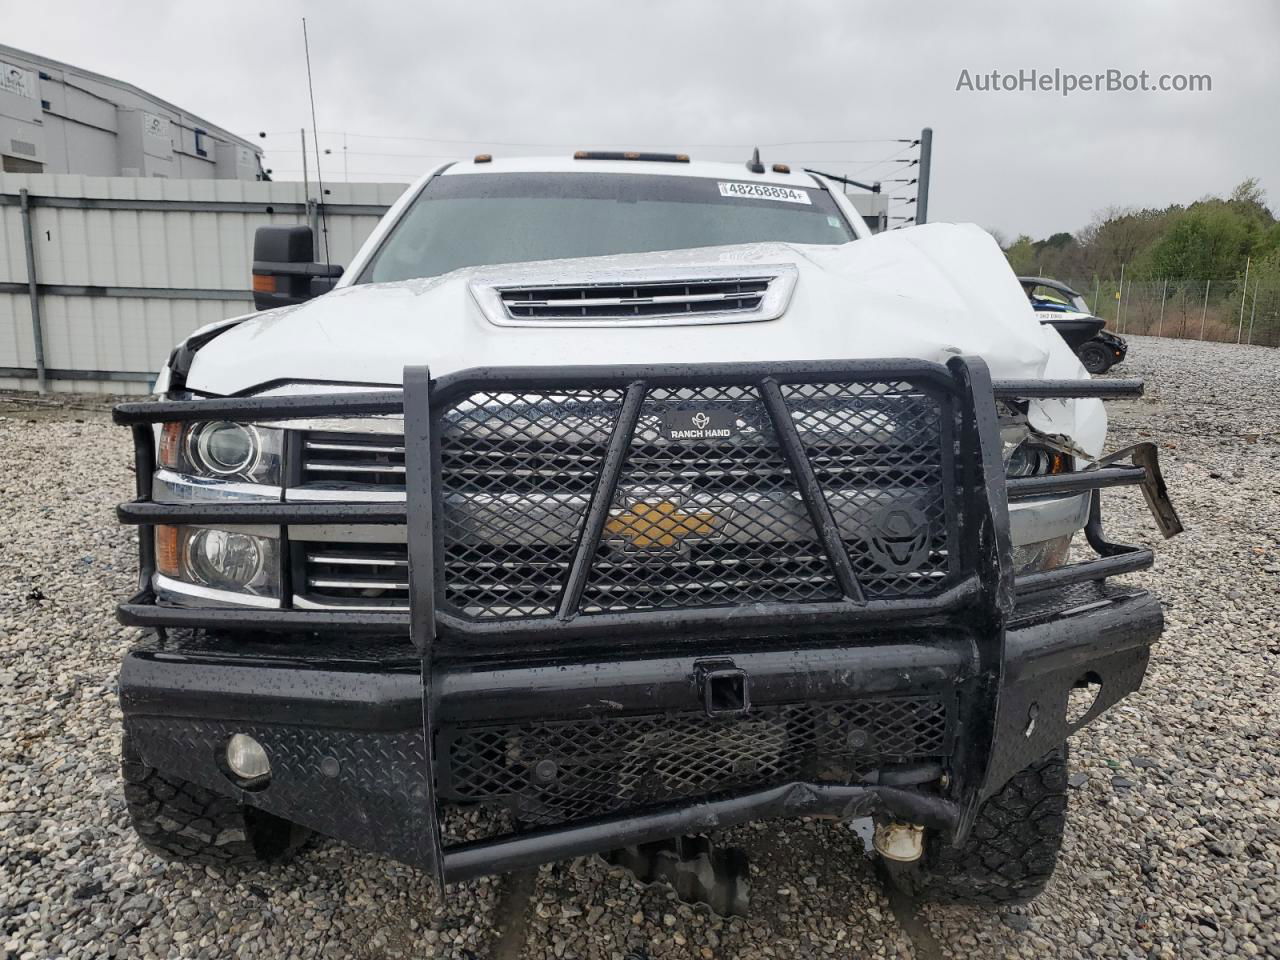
[1246,278,1259,345]
[1199,279,1211,339]
[1117,263,1125,327]
[1237,257,1251,343]
[1120,271,1132,332]
[1157,278,1168,337]
[916,127,933,225]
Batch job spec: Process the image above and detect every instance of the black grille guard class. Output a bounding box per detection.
[113,356,1180,884]
[114,358,1174,640]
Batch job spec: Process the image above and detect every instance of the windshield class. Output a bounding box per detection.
[1024,282,1089,314]
[358,172,856,284]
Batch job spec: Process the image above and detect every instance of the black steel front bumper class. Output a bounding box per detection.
[120,581,1161,881]
[112,356,1180,884]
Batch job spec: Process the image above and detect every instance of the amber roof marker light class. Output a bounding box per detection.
[573,151,690,163]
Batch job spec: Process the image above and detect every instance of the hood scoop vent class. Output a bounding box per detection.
[470,264,797,328]
[504,277,770,320]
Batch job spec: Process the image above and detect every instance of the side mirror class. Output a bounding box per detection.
[251,226,344,310]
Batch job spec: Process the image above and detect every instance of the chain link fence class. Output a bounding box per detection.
[1062,276,1280,348]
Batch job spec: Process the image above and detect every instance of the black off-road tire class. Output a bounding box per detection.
[122,734,310,867]
[884,744,1069,904]
[1078,341,1113,375]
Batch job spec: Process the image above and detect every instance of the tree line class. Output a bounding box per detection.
[996,178,1276,284]
[994,179,1280,345]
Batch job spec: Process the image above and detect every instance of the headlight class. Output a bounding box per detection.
[159,421,284,484]
[155,525,280,599]
[1005,440,1070,478]
[194,422,257,475]
[1000,422,1071,478]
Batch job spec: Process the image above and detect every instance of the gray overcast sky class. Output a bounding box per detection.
[7,0,1277,238]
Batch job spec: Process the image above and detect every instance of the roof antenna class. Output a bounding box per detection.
[746,147,765,174]
[301,17,331,273]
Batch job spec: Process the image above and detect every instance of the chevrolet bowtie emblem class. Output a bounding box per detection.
[604,500,719,550]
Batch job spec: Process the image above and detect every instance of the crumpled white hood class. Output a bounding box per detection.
[185,223,1104,454]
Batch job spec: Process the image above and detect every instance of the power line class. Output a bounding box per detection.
[256,130,917,149]
[267,148,915,161]
[264,128,930,234]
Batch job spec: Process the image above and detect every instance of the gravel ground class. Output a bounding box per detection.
[1,335,1277,959]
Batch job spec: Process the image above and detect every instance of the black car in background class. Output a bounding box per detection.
[1019,276,1128,374]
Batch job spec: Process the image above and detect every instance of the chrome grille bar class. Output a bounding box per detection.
[469,264,798,328]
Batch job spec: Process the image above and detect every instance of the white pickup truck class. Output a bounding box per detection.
[112,152,1179,913]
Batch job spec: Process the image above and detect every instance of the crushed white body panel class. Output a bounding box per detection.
[185,222,1105,456]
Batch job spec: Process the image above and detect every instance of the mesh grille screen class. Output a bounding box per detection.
[438,389,624,617]
[582,386,839,612]
[442,698,950,827]
[435,378,955,621]
[781,381,952,597]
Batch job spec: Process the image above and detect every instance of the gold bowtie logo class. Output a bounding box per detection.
[604,500,719,550]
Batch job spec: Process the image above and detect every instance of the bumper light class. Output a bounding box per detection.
[1013,534,1074,575]
[225,734,271,783]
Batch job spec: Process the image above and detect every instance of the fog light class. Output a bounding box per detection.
[226,734,270,780]
[1013,534,1073,575]
[187,529,265,589]
[873,822,924,862]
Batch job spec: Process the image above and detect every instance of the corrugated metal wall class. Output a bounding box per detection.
[0,174,407,394]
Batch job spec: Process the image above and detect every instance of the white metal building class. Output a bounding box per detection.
[1,176,404,394]
[0,43,264,180]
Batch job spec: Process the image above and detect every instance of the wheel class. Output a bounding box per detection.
[883,744,1068,904]
[121,733,310,867]
[1077,341,1113,375]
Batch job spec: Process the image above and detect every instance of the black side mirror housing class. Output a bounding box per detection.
[252,225,344,310]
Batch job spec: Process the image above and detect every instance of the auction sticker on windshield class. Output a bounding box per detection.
[717,181,812,204]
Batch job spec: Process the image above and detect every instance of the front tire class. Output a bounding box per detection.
[122,734,310,867]
[883,745,1069,904]
[1078,341,1113,375]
